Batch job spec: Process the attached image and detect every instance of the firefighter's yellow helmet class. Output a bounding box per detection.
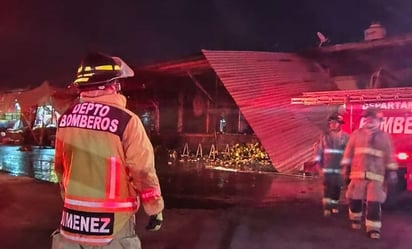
[71,52,134,89]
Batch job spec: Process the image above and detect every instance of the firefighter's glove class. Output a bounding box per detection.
[145,212,163,231]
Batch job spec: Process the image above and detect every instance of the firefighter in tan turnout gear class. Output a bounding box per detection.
[341,108,398,239]
[52,52,164,249]
[314,113,349,216]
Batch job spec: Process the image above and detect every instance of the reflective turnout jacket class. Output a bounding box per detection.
[341,127,398,182]
[54,93,164,246]
[314,130,349,173]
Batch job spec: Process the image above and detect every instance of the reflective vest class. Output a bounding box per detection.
[314,130,349,172]
[55,93,163,246]
[341,128,398,182]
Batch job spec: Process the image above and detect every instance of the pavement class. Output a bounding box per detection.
[1,170,412,249]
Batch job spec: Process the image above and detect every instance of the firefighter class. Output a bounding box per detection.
[52,52,164,249]
[314,112,349,216]
[341,108,398,239]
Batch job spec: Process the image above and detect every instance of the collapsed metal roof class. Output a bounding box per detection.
[135,49,339,173]
[201,50,335,173]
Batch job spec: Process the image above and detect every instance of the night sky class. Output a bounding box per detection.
[1,0,411,89]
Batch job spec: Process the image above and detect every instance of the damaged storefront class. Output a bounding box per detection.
[129,53,269,172]
[0,81,76,148]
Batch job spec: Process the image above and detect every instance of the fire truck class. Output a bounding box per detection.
[292,87,412,205]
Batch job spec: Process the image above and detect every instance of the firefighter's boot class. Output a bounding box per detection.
[351,221,361,230]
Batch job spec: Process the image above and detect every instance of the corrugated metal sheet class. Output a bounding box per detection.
[136,53,210,76]
[202,50,337,173]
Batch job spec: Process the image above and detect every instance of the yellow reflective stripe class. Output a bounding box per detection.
[350,171,384,182]
[324,149,344,154]
[82,73,94,77]
[64,198,136,209]
[77,65,120,74]
[95,65,113,70]
[74,77,89,83]
[365,219,382,229]
[95,65,120,71]
[354,147,384,157]
[387,163,398,170]
[60,230,112,244]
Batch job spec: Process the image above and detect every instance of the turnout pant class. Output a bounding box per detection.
[322,173,343,210]
[346,179,386,233]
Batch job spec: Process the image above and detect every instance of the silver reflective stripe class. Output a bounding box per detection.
[322,198,332,205]
[365,172,384,182]
[322,168,342,174]
[365,219,382,229]
[60,230,112,244]
[354,147,384,157]
[350,171,384,182]
[330,200,339,204]
[324,149,344,154]
[65,198,136,209]
[349,210,362,220]
[341,158,351,165]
